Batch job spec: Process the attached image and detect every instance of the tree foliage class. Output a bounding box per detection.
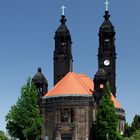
[124,115,140,138]
[124,129,140,140]
[95,82,123,140]
[131,115,140,132]
[124,123,133,137]
[6,78,43,140]
[0,130,8,140]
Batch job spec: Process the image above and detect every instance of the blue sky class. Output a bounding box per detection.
[0,0,140,132]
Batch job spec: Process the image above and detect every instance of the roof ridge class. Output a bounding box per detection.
[44,72,72,96]
[78,74,93,92]
[72,73,92,94]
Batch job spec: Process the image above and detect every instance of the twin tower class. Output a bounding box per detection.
[54,10,116,97]
[32,5,124,140]
[32,7,117,97]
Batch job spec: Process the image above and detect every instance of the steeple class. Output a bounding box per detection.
[97,1,117,96]
[53,6,73,85]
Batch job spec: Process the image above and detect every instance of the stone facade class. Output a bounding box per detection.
[117,108,125,135]
[45,96,96,140]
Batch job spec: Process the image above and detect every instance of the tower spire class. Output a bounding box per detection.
[54,6,73,85]
[104,0,110,20]
[98,1,117,97]
[60,5,66,25]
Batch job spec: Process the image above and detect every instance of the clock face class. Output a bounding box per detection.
[104,59,110,66]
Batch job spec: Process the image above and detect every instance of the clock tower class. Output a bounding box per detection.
[98,9,116,96]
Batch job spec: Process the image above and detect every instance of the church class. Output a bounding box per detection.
[32,1,125,140]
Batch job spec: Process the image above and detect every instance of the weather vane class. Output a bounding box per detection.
[104,0,109,11]
[61,5,66,16]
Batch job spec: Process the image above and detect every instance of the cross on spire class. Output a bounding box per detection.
[61,5,66,16]
[104,0,109,11]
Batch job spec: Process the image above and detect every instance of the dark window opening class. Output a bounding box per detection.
[61,134,72,140]
[60,37,66,46]
[104,39,110,45]
[37,86,43,94]
[61,42,66,45]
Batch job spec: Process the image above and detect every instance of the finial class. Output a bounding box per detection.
[61,5,66,16]
[60,14,67,25]
[38,68,42,73]
[104,11,110,20]
[104,0,109,11]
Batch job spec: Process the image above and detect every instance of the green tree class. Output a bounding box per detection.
[131,115,140,133]
[0,130,8,140]
[125,129,140,140]
[95,82,123,140]
[6,78,43,140]
[124,123,133,137]
[124,115,140,138]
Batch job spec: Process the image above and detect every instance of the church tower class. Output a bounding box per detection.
[98,1,117,96]
[54,6,73,85]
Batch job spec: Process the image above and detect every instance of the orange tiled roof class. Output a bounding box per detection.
[111,93,122,109]
[45,72,93,97]
[77,74,94,91]
[44,72,122,109]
